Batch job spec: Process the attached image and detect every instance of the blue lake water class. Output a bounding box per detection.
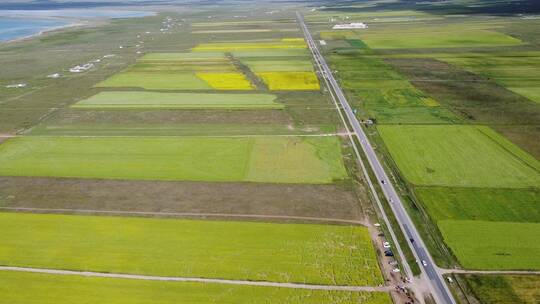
[0,17,69,42]
[0,9,154,42]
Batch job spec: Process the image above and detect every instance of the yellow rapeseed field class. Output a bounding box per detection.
[196,72,254,90]
[281,38,305,43]
[422,97,440,107]
[257,72,320,90]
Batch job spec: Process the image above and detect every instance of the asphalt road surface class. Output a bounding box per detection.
[297,12,456,304]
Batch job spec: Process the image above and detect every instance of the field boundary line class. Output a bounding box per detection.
[0,266,391,292]
[439,268,540,275]
[0,207,367,225]
[476,126,540,173]
[9,133,353,138]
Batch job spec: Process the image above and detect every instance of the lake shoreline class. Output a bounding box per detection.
[0,20,90,45]
[0,9,155,45]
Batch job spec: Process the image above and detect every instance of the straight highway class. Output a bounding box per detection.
[297,12,456,304]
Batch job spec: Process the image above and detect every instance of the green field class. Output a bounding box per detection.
[463,275,540,304]
[415,187,540,270]
[509,87,540,104]
[439,54,540,104]
[0,271,392,304]
[95,72,212,90]
[439,220,540,270]
[416,187,540,223]
[193,40,307,52]
[28,123,313,137]
[378,125,540,188]
[232,49,310,58]
[360,28,523,49]
[306,10,435,22]
[243,59,314,72]
[0,136,347,184]
[329,54,458,124]
[95,51,254,90]
[139,52,227,60]
[72,92,283,109]
[0,213,384,286]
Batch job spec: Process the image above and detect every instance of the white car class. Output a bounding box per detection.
[383,242,391,248]
[422,260,428,267]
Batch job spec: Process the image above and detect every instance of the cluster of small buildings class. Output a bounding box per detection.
[69,54,115,73]
[69,63,94,73]
[160,16,178,33]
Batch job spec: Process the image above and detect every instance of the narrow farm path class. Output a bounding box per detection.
[0,266,392,292]
[0,134,14,144]
[0,207,368,226]
[2,133,353,138]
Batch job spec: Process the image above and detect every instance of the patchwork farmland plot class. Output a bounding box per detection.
[439,53,540,104]
[415,186,540,270]
[438,220,540,270]
[356,24,523,49]
[0,212,384,286]
[191,39,320,90]
[305,10,436,23]
[72,92,283,109]
[232,49,311,58]
[192,39,307,52]
[27,123,309,137]
[95,72,212,90]
[416,187,540,223]
[191,20,296,27]
[0,271,392,304]
[463,274,540,304]
[308,7,540,302]
[328,54,458,124]
[242,59,314,72]
[96,52,253,90]
[196,72,254,90]
[258,71,320,91]
[386,56,540,158]
[0,136,347,184]
[0,7,392,303]
[378,125,540,188]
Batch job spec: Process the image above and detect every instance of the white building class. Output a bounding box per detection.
[333,22,368,30]
[6,83,27,88]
